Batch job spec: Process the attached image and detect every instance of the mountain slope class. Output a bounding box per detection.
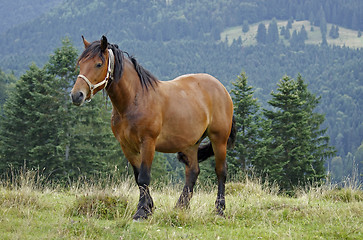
[0,0,63,34]
[221,20,363,49]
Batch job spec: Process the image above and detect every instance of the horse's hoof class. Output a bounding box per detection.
[133,207,151,221]
[216,208,225,217]
[175,200,190,210]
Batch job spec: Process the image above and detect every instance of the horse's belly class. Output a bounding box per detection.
[155,135,198,153]
[155,121,206,153]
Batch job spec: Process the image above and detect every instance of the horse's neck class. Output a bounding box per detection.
[108,59,142,114]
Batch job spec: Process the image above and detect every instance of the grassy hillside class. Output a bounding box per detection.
[1,171,362,239]
[221,20,363,49]
[0,0,62,34]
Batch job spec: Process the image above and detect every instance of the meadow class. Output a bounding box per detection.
[221,20,363,49]
[0,171,362,240]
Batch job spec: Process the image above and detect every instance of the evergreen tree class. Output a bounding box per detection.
[295,75,335,176]
[227,72,261,176]
[0,64,66,177]
[287,17,293,29]
[267,18,279,44]
[256,75,334,190]
[256,23,267,44]
[280,26,286,36]
[300,25,308,41]
[319,7,327,35]
[329,25,339,39]
[321,33,328,46]
[242,20,249,33]
[0,69,16,114]
[284,28,291,40]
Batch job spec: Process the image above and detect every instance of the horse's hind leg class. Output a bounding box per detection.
[213,142,228,216]
[209,132,228,216]
[176,145,200,209]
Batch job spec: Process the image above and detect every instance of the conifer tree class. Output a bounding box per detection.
[0,70,16,114]
[242,20,249,33]
[256,23,267,44]
[0,64,66,177]
[256,75,334,190]
[227,72,261,176]
[267,18,279,44]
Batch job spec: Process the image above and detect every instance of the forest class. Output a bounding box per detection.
[0,0,362,185]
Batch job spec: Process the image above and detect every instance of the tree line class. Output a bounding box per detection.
[1,0,363,72]
[1,40,349,191]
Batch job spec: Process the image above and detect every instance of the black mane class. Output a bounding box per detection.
[77,40,159,90]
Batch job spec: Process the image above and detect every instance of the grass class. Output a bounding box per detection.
[221,20,363,49]
[0,171,362,239]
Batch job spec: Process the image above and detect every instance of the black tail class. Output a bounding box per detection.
[197,116,237,163]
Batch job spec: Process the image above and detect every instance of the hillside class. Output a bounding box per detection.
[0,0,362,182]
[0,0,62,34]
[221,20,363,48]
[1,172,362,239]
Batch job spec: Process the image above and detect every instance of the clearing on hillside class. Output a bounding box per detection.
[221,20,363,49]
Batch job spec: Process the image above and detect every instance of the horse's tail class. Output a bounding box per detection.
[198,115,236,163]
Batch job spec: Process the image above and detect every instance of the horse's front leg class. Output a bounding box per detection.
[133,138,156,220]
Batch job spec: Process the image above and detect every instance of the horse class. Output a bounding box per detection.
[70,36,236,220]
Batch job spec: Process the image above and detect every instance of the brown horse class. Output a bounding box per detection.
[71,36,236,220]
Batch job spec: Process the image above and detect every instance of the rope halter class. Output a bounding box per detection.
[77,48,115,101]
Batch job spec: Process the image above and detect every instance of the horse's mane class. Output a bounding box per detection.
[77,40,159,90]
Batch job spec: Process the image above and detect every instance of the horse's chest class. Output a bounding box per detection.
[111,112,148,152]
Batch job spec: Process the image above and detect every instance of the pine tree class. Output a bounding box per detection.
[242,20,249,33]
[256,23,267,44]
[267,18,279,44]
[284,28,291,40]
[227,72,261,176]
[0,64,66,177]
[300,25,308,41]
[256,75,334,190]
[0,69,17,114]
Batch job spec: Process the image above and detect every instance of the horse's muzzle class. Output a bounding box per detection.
[70,91,85,106]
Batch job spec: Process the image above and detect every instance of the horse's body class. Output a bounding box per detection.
[71,36,236,220]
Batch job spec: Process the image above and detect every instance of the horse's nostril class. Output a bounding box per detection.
[71,91,84,105]
[77,92,84,100]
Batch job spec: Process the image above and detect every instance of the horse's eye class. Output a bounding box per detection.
[96,63,102,68]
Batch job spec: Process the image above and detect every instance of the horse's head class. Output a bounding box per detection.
[71,35,114,106]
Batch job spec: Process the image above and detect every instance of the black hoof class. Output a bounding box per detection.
[215,199,225,217]
[175,201,190,210]
[133,207,152,220]
[216,207,225,217]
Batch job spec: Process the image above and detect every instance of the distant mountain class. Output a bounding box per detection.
[0,0,63,34]
[0,0,362,74]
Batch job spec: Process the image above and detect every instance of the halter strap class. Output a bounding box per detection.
[77,48,115,101]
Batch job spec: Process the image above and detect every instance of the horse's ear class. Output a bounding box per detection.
[82,35,90,48]
[100,35,108,52]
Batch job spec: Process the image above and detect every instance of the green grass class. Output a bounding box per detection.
[221,20,363,49]
[1,172,362,239]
